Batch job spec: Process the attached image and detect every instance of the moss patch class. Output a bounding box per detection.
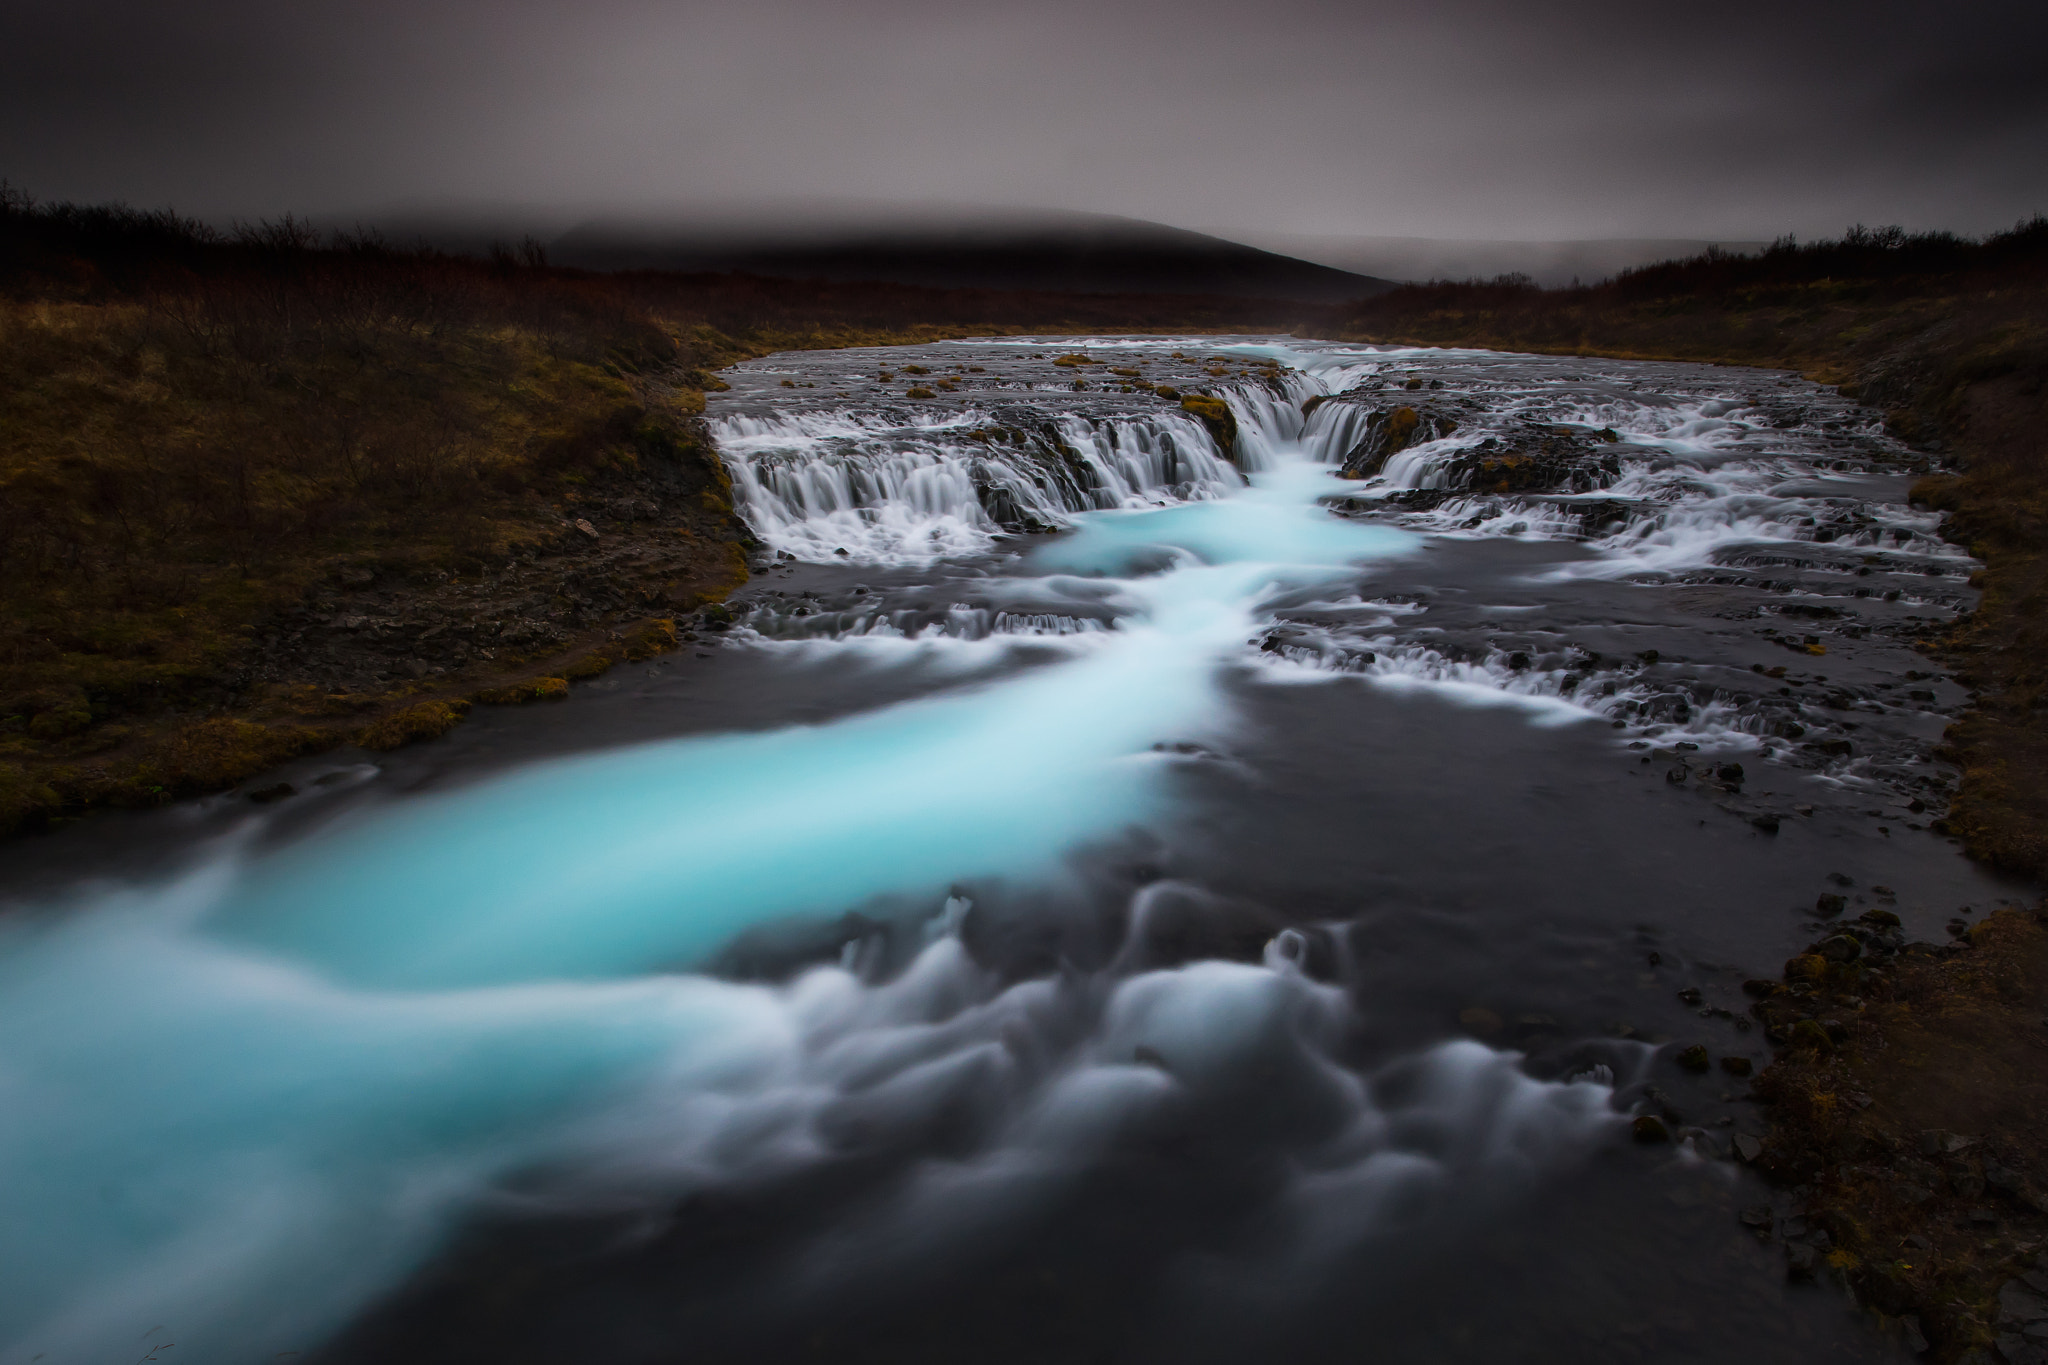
[356,701,471,751]
[1179,394,1239,455]
[472,676,570,705]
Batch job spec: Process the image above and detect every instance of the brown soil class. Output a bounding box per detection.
[1750,908,2048,1362]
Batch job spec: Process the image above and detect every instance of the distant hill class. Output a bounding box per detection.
[548,208,1395,304]
[1217,232,1772,289]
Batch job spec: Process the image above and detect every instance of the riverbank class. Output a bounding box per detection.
[1330,223,2048,1361]
[1328,229,2048,886]
[0,194,1326,835]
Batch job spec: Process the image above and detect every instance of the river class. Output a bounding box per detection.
[0,336,2016,1364]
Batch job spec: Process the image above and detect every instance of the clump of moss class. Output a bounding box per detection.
[555,617,682,682]
[622,619,678,661]
[472,676,570,705]
[1179,394,1239,454]
[1052,354,1093,368]
[1384,405,1420,447]
[356,700,470,751]
[120,719,338,803]
[0,762,60,834]
[563,651,617,680]
[20,685,94,740]
[904,386,936,399]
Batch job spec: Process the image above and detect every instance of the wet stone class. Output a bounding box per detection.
[2001,1280,2048,1324]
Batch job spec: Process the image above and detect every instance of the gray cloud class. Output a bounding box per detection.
[1,0,2041,240]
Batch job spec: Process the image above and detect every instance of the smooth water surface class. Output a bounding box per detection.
[0,337,2022,1365]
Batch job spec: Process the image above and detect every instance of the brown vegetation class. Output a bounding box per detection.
[0,188,1326,835]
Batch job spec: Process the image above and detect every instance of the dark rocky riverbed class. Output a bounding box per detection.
[0,336,2027,1365]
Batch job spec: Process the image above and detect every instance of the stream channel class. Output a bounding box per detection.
[0,337,2024,1364]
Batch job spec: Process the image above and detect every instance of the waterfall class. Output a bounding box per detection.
[714,404,1242,564]
[0,333,1981,1365]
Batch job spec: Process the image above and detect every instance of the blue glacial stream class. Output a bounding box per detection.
[0,337,2025,1365]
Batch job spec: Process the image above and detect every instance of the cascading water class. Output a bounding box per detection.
[0,336,2010,1365]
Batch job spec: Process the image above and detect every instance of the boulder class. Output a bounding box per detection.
[1335,404,1459,478]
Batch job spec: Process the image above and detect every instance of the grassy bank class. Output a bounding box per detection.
[1328,222,2048,1360]
[0,191,1329,834]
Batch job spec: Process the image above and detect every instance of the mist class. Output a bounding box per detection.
[2,0,2042,243]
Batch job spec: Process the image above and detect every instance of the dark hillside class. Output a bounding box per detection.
[551,210,1394,304]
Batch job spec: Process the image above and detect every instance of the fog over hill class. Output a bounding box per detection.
[338,203,1394,304]
[546,207,1394,303]
[1217,232,1774,289]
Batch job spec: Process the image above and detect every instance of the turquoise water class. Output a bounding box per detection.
[4,333,1985,1365]
[0,449,1423,1363]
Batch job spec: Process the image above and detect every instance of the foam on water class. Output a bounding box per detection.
[0,399,1463,1362]
[716,402,1240,565]
[0,333,1971,1361]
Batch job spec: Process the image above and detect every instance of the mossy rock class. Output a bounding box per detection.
[1432,422,1617,494]
[1336,405,1459,478]
[473,676,570,705]
[356,700,470,751]
[904,386,936,400]
[1179,395,1239,455]
[622,619,678,661]
[0,762,61,835]
[1785,952,1832,984]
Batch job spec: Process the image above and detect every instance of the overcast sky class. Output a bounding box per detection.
[2,0,2042,242]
